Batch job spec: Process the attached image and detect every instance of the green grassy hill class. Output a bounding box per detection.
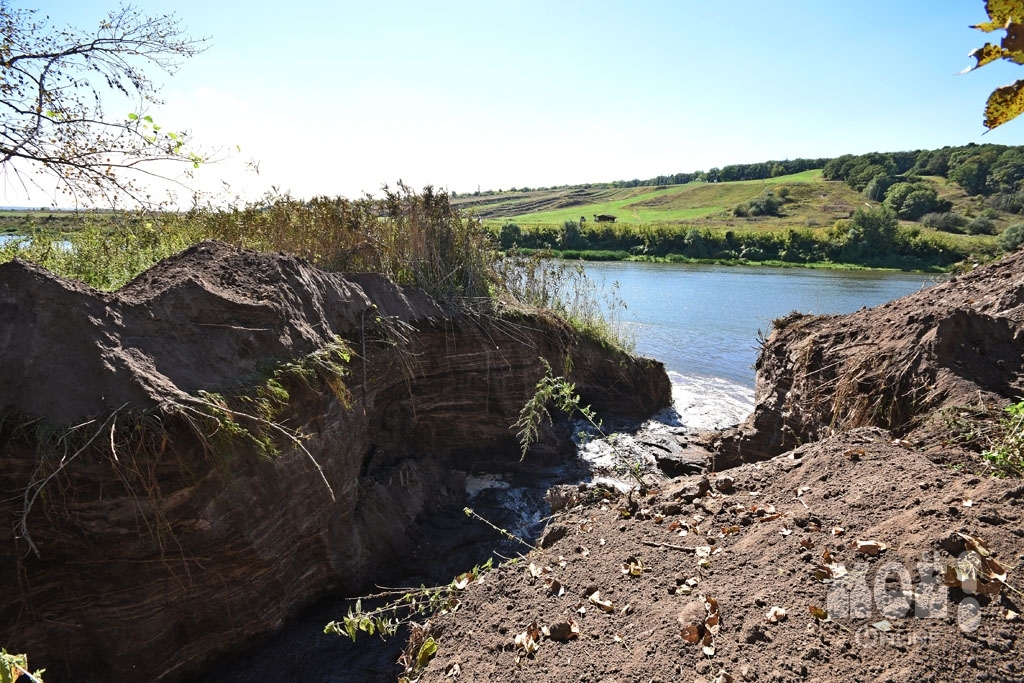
[453,170,1010,270]
[453,170,848,226]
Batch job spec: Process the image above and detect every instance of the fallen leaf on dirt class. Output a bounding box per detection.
[856,540,888,556]
[544,576,565,597]
[962,499,975,507]
[543,618,580,642]
[765,606,788,623]
[721,525,741,535]
[844,447,865,460]
[701,632,716,656]
[959,534,1011,583]
[871,620,893,632]
[703,595,721,636]
[780,526,792,536]
[612,633,625,646]
[796,486,811,496]
[514,621,541,655]
[621,556,646,576]
[831,526,845,537]
[808,605,831,622]
[445,661,461,678]
[943,553,1007,594]
[1004,608,1020,621]
[814,549,847,582]
[800,538,815,550]
[714,672,735,683]
[528,563,544,579]
[589,591,615,613]
[453,572,474,590]
[680,624,701,643]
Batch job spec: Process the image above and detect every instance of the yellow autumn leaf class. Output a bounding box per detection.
[973,0,1021,32]
[964,43,1009,73]
[809,605,831,622]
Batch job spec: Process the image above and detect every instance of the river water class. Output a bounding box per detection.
[581,261,937,430]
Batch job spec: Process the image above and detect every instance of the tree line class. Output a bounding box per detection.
[822,144,1024,221]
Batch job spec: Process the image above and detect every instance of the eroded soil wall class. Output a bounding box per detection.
[0,242,670,682]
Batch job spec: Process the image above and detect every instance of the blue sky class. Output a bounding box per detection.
[12,1,1024,205]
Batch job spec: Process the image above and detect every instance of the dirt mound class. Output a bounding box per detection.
[0,241,671,682]
[415,429,1024,683]
[0,241,443,424]
[713,249,1024,468]
[395,251,1024,683]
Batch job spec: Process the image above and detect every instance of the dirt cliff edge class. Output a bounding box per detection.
[0,241,670,682]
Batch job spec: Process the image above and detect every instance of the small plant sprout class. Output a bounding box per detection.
[983,399,1024,477]
[514,358,649,490]
[324,558,493,643]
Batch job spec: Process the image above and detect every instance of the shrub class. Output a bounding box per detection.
[998,222,1024,251]
[748,194,783,217]
[921,212,966,232]
[864,175,894,202]
[499,222,521,248]
[883,182,944,220]
[966,216,997,235]
[559,219,583,250]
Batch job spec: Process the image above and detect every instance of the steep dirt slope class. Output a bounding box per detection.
[0,241,670,682]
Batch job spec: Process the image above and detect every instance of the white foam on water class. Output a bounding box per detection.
[668,371,755,432]
[465,473,510,498]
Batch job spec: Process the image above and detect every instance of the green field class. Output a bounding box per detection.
[455,170,859,227]
[450,169,1014,270]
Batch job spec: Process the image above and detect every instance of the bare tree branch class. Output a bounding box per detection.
[0,2,209,206]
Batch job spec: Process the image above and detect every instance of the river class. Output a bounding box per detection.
[581,261,937,429]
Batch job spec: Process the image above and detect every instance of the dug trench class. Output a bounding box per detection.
[0,241,672,682]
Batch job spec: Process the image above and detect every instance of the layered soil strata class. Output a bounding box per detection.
[0,241,670,682]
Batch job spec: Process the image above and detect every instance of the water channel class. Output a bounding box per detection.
[582,261,937,429]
